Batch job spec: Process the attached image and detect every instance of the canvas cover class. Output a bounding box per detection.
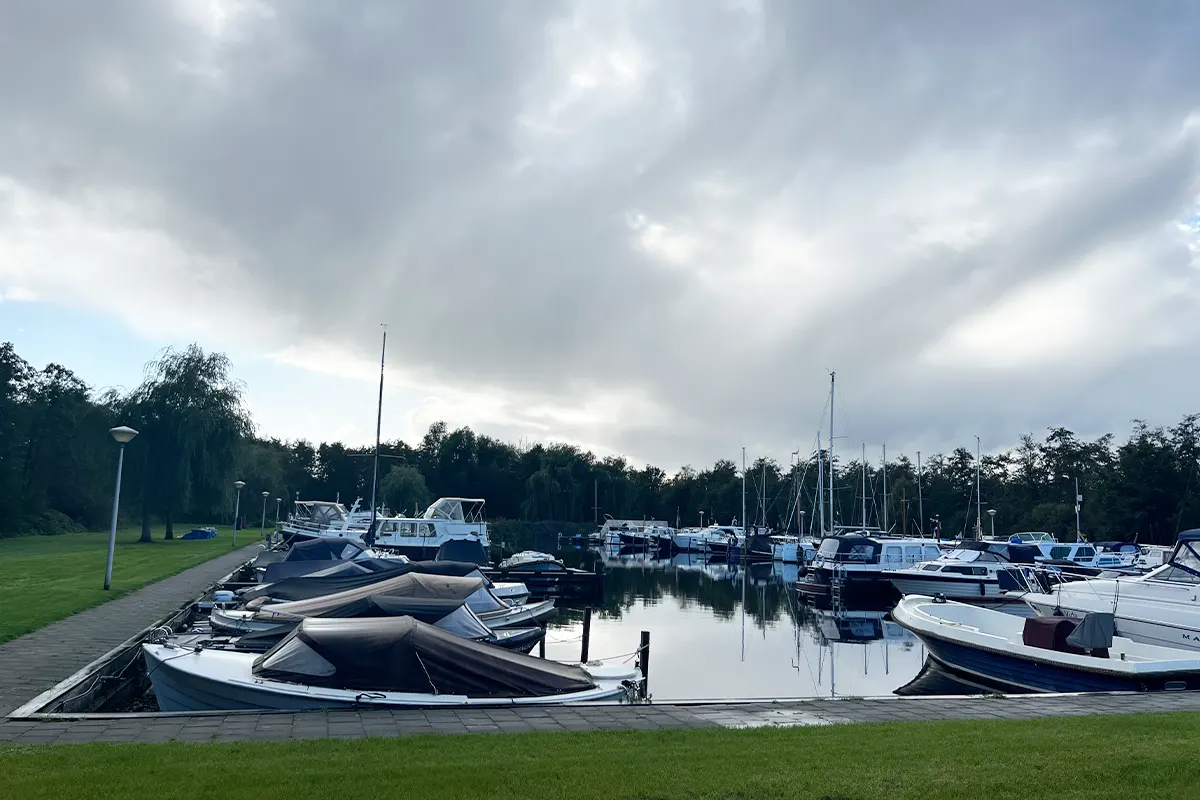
[1065,612,1115,651]
[284,539,367,562]
[243,561,487,603]
[436,538,489,565]
[248,572,488,617]
[252,616,595,696]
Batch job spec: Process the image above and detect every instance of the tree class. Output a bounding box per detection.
[125,345,252,540]
[380,464,432,516]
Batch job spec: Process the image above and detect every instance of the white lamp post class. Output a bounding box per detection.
[987,508,996,539]
[232,480,245,548]
[260,491,269,539]
[1061,474,1082,541]
[103,426,138,591]
[275,497,282,526]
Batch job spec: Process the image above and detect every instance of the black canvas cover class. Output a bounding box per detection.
[252,616,596,696]
[247,572,488,617]
[436,538,489,565]
[244,561,487,603]
[284,539,368,562]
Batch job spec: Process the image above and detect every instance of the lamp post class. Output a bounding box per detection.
[699,510,705,528]
[232,480,245,548]
[798,510,806,537]
[260,491,269,539]
[103,426,138,591]
[275,497,282,526]
[987,508,996,539]
[1061,474,1082,541]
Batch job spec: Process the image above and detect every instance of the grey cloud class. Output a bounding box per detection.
[3,0,1200,470]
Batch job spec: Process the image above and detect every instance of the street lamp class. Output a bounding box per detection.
[1061,474,1082,541]
[699,510,705,528]
[987,508,996,539]
[260,491,269,539]
[232,480,245,548]
[275,497,282,526]
[798,509,806,536]
[103,426,138,591]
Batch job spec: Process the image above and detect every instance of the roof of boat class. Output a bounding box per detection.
[1180,529,1200,543]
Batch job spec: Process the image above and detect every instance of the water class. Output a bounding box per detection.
[542,549,934,701]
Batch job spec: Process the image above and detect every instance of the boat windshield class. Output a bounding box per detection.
[943,549,982,563]
[1159,541,1200,584]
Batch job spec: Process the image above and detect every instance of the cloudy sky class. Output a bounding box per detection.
[2,0,1200,471]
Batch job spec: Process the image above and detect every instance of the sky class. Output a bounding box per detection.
[2,0,1200,473]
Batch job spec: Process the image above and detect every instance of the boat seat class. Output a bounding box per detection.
[1022,617,1085,655]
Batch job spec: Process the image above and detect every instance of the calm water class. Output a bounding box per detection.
[542,549,934,702]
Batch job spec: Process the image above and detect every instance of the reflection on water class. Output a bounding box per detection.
[541,549,929,702]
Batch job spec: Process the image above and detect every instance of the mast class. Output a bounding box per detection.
[817,434,825,536]
[828,372,836,529]
[761,460,767,532]
[917,450,924,539]
[741,447,747,539]
[881,443,888,533]
[861,442,867,530]
[975,435,983,539]
[369,325,387,535]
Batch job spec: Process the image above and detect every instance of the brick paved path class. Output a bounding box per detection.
[0,543,261,717]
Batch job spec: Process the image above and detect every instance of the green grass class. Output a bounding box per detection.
[2,713,1199,799]
[0,526,254,642]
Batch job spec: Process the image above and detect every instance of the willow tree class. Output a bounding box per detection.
[125,345,252,541]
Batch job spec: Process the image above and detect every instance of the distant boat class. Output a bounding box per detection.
[145,616,640,712]
[894,594,1200,693]
[886,540,1042,600]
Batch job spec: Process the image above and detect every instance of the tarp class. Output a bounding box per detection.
[243,594,495,640]
[246,572,488,617]
[252,616,595,696]
[284,539,367,562]
[1066,612,1115,651]
[243,561,488,603]
[956,540,1041,564]
[436,538,488,565]
[181,528,217,540]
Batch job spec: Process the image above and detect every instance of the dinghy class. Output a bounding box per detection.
[893,595,1200,693]
[144,616,640,712]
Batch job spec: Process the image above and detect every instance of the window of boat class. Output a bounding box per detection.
[1077,547,1095,559]
[818,539,841,557]
[942,566,972,575]
[1160,542,1200,584]
[923,545,942,560]
[921,564,941,572]
[1050,546,1071,559]
[418,523,436,538]
[883,547,903,565]
[398,522,416,537]
[904,546,923,562]
[974,552,999,562]
[945,549,981,562]
[848,544,876,562]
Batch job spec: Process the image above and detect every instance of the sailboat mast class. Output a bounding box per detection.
[917,450,924,539]
[975,435,983,538]
[861,442,867,530]
[741,447,747,536]
[828,372,836,530]
[881,444,888,533]
[817,434,825,536]
[369,325,387,532]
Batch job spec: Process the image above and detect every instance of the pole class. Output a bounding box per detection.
[881,443,888,532]
[594,479,598,524]
[102,443,127,591]
[741,447,747,541]
[370,326,387,533]
[260,494,268,539]
[232,487,242,549]
[275,498,282,526]
[581,607,593,662]
[828,372,835,529]
[975,436,982,539]
[861,442,867,530]
[639,630,651,696]
[1075,475,1082,541]
[817,433,825,535]
[917,450,924,538]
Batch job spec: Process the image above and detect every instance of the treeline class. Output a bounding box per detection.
[2,341,1198,544]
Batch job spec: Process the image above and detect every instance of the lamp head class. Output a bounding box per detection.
[233,480,246,490]
[262,491,269,498]
[109,426,138,444]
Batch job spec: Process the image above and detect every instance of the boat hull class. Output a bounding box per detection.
[798,568,899,608]
[889,574,1004,600]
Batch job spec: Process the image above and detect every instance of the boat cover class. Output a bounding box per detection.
[252,616,596,696]
[284,539,368,562]
[243,561,487,603]
[436,538,489,565]
[1065,612,1115,651]
[181,527,217,540]
[957,540,1041,564]
[245,595,495,639]
[245,573,488,616]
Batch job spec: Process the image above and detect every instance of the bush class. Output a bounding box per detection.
[22,510,86,537]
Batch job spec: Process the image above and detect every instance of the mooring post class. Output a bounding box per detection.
[639,629,650,696]
[538,635,546,659]
[580,607,592,662]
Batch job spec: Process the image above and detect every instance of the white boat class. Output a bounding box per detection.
[984,531,1057,545]
[144,616,640,712]
[798,533,943,605]
[886,540,1042,600]
[498,551,561,570]
[769,535,817,564]
[596,518,672,548]
[894,594,1200,693]
[286,498,491,561]
[1016,530,1200,651]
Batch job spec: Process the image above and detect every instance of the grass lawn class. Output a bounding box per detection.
[3,712,1199,799]
[0,526,250,643]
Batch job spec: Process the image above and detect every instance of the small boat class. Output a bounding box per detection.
[893,595,1200,693]
[144,616,641,712]
[886,540,1042,600]
[498,551,562,570]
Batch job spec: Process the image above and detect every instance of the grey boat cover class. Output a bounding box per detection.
[284,539,369,562]
[252,616,595,696]
[245,572,488,616]
[243,561,487,603]
[1066,612,1115,650]
[242,595,496,640]
[436,538,489,566]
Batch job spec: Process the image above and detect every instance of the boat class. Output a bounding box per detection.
[893,594,1200,693]
[1015,530,1200,651]
[498,551,562,570]
[770,535,817,564]
[984,531,1057,545]
[144,616,641,712]
[216,571,557,633]
[886,540,1042,600]
[279,499,373,543]
[798,533,943,606]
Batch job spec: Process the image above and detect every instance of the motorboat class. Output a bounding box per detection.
[984,531,1057,545]
[144,616,641,712]
[1015,530,1200,651]
[894,595,1200,693]
[886,540,1042,600]
[251,538,409,583]
[798,534,942,606]
[770,535,817,564]
[217,571,557,633]
[1033,542,1141,576]
[286,498,492,561]
[498,551,562,570]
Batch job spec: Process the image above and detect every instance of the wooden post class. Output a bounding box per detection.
[580,607,592,662]
[538,635,546,659]
[638,630,650,696]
